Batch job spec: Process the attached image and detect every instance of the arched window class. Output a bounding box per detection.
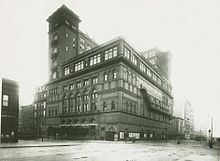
[103,102,107,110]
[83,91,89,101]
[53,33,58,40]
[113,69,117,79]
[111,101,116,110]
[91,89,97,99]
[104,72,108,81]
[76,92,81,102]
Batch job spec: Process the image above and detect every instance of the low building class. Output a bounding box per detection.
[0,78,19,142]
[19,104,36,138]
[169,116,184,139]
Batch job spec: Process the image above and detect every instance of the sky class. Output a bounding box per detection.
[0,0,220,137]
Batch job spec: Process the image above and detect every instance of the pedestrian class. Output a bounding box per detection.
[177,137,180,144]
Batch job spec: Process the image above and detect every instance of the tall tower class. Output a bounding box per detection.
[47,5,81,80]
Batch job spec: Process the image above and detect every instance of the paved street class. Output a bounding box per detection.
[0,140,219,161]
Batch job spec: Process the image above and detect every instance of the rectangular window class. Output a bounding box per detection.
[75,61,84,71]
[3,95,9,106]
[84,79,89,86]
[87,44,91,51]
[104,47,117,60]
[76,105,81,112]
[65,46,69,51]
[70,84,74,90]
[76,82,82,88]
[146,68,152,77]
[64,67,70,75]
[92,77,98,84]
[124,48,130,59]
[63,85,68,91]
[140,62,146,73]
[80,38,85,44]
[83,104,89,112]
[90,54,101,66]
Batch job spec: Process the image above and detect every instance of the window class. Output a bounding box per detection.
[83,91,89,101]
[113,70,117,79]
[103,102,107,110]
[71,25,76,30]
[80,38,85,44]
[140,62,146,72]
[53,34,58,40]
[70,84,74,90]
[63,95,68,106]
[91,89,97,99]
[65,20,70,25]
[92,77,98,84]
[104,72,108,81]
[104,47,117,60]
[90,54,101,66]
[87,44,91,50]
[131,54,137,65]
[63,85,68,91]
[53,47,58,54]
[83,104,89,112]
[147,68,152,77]
[76,105,81,112]
[52,72,57,79]
[3,95,9,106]
[91,102,97,111]
[124,48,130,59]
[152,74,157,82]
[64,67,70,75]
[65,33,69,37]
[76,93,81,102]
[76,82,82,88]
[75,61,84,71]
[111,101,115,110]
[83,79,89,86]
[65,46,69,51]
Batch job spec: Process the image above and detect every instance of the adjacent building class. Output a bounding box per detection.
[0,78,19,142]
[172,96,194,139]
[34,5,173,140]
[169,116,185,139]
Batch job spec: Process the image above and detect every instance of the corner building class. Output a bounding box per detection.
[40,5,173,140]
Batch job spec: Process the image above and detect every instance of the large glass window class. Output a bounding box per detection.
[75,61,84,71]
[90,54,101,66]
[104,47,117,60]
[3,95,9,106]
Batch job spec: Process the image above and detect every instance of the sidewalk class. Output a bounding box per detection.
[0,139,82,148]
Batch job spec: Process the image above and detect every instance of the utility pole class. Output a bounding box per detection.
[210,116,213,148]
[209,116,213,148]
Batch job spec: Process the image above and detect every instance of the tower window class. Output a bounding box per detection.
[65,46,69,51]
[3,95,9,106]
[65,33,69,38]
[53,34,58,40]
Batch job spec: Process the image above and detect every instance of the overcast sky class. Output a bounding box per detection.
[0,0,219,137]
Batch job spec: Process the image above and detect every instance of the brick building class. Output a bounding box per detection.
[0,78,19,142]
[34,5,173,140]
